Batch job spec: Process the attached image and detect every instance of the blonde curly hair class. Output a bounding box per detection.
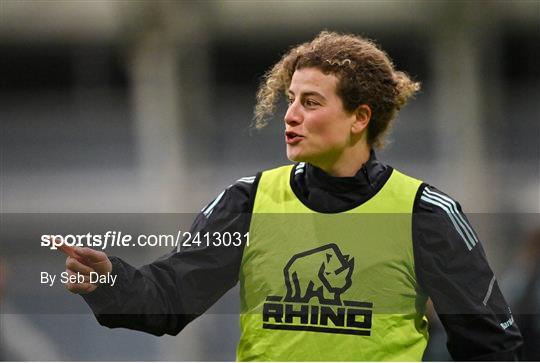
[254,31,420,149]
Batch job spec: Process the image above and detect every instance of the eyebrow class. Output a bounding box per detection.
[287,90,326,100]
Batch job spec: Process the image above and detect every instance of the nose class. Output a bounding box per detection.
[284,101,302,126]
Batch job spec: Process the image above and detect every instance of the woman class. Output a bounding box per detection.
[60,31,522,361]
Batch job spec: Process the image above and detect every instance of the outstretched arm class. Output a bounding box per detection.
[58,175,258,336]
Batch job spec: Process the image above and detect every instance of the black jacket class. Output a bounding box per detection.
[83,152,523,361]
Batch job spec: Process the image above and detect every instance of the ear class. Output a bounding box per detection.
[351,104,371,135]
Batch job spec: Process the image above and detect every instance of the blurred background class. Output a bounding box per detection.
[1,0,539,360]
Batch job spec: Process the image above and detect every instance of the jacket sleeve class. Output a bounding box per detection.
[412,184,523,361]
[81,175,259,336]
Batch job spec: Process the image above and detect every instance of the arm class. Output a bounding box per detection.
[69,175,258,336]
[413,184,523,361]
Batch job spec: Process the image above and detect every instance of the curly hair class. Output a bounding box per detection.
[254,31,420,149]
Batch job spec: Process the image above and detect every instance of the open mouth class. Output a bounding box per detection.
[285,131,304,144]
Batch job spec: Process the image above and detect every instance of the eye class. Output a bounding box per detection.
[287,97,294,105]
[305,99,319,107]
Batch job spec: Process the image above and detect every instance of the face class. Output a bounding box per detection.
[284,67,358,168]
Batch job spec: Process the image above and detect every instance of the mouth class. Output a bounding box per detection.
[285,131,304,145]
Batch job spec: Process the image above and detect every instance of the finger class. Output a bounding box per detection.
[66,257,95,275]
[56,240,80,259]
[65,269,92,283]
[65,282,97,294]
[76,247,107,264]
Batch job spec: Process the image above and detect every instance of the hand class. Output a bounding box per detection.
[54,237,113,294]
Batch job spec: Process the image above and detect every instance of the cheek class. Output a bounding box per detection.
[305,113,334,137]
[304,109,352,147]
[308,120,347,145]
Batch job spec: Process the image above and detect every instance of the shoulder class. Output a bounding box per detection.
[259,164,297,178]
[413,184,479,252]
[414,184,469,221]
[415,184,464,212]
[200,173,262,217]
[255,163,300,188]
[202,164,300,217]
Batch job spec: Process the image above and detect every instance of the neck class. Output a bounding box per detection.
[313,144,371,177]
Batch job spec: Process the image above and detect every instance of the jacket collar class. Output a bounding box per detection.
[304,150,387,192]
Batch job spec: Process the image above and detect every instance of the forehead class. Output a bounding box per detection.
[288,67,339,97]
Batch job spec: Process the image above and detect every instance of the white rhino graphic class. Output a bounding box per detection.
[283,243,355,305]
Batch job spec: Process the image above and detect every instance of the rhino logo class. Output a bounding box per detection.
[283,243,354,306]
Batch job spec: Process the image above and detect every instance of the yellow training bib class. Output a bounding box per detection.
[238,165,428,361]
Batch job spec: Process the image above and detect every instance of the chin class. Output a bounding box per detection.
[286,149,301,162]
[286,150,311,164]
[286,145,321,164]
[287,154,301,162]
